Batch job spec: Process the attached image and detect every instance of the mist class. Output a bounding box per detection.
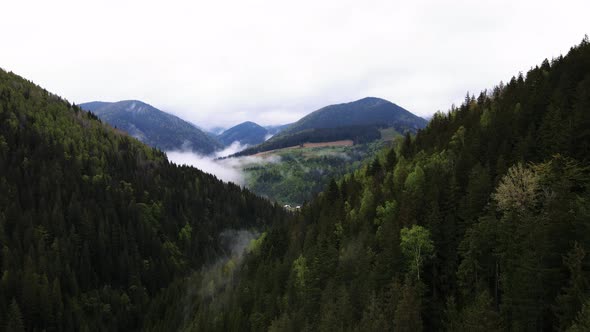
[177,229,264,327]
[198,229,261,299]
[166,141,281,185]
[166,150,244,184]
[214,141,249,158]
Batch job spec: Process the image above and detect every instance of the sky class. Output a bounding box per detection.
[1,0,588,129]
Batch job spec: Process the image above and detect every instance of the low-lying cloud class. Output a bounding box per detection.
[214,141,250,158]
[166,141,281,185]
[167,150,244,184]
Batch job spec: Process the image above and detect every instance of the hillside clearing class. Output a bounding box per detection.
[253,140,354,156]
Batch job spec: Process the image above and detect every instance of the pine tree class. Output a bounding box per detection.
[6,299,25,332]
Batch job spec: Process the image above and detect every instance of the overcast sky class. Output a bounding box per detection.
[1,0,588,129]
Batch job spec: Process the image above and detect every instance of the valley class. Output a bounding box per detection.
[1,3,589,330]
[84,96,414,207]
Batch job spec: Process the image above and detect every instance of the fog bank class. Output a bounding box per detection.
[166,141,281,185]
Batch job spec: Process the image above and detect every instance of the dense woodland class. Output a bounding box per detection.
[152,38,590,331]
[0,70,287,331]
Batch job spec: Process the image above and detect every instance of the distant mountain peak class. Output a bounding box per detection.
[355,96,389,103]
[240,121,258,126]
[280,96,426,136]
[218,121,269,146]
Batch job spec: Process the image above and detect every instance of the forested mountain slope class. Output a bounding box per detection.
[80,100,223,154]
[280,97,426,135]
[234,97,426,156]
[177,38,590,331]
[0,70,286,331]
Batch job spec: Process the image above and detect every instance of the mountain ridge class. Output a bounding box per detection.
[233,97,426,156]
[80,100,223,154]
[280,96,426,136]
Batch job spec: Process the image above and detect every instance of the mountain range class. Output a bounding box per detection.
[81,97,424,156]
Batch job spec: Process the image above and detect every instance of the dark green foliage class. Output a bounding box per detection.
[567,298,590,332]
[0,69,286,331]
[172,38,590,331]
[80,100,223,154]
[5,299,25,332]
[444,291,503,332]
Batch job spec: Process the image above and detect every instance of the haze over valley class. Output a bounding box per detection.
[80,96,423,205]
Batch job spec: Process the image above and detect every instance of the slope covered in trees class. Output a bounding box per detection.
[233,125,383,157]
[0,70,287,331]
[80,100,223,154]
[281,97,426,135]
[170,38,590,331]
[234,97,425,156]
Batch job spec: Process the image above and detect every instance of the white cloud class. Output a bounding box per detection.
[166,146,281,185]
[166,151,245,184]
[214,141,249,158]
[1,0,588,128]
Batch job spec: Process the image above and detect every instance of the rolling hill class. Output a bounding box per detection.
[281,96,426,135]
[234,97,426,156]
[80,100,223,154]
